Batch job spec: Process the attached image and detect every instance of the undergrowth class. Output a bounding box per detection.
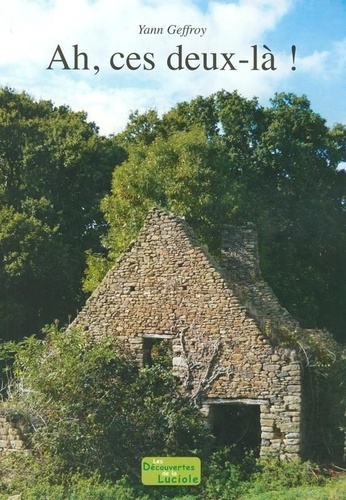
[0,447,336,500]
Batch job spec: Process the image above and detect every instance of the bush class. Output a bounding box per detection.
[200,449,326,500]
[22,475,151,500]
[1,326,210,484]
[246,458,326,496]
[202,446,259,500]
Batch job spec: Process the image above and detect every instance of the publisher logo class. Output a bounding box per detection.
[141,457,201,486]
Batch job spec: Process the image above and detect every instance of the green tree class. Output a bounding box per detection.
[0,203,70,338]
[0,87,124,340]
[84,125,233,291]
[249,94,346,339]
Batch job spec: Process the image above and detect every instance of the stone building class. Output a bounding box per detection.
[70,208,310,460]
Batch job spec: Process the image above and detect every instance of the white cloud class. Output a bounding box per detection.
[291,37,346,86]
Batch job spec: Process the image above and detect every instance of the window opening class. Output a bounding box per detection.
[143,336,172,368]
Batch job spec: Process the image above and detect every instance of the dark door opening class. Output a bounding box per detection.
[210,403,261,456]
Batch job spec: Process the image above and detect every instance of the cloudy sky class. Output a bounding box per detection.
[0,0,345,136]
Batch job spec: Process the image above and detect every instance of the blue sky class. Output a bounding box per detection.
[0,0,345,135]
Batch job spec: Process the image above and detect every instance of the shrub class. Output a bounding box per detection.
[202,446,259,500]
[246,457,326,496]
[1,326,210,484]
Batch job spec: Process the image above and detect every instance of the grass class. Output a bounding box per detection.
[240,475,346,500]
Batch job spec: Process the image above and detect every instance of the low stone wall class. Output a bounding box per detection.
[0,408,26,454]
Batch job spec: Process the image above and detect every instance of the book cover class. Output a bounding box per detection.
[0,1,345,497]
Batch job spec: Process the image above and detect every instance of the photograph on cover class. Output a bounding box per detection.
[0,1,345,498]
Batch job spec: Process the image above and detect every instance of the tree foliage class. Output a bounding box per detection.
[0,87,124,340]
[103,126,231,257]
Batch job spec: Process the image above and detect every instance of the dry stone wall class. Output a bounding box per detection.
[0,408,26,454]
[70,208,303,459]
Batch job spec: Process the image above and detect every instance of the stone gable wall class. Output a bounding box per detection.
[70,209,302,459]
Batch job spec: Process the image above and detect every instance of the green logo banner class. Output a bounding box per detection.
[141,457,201,486]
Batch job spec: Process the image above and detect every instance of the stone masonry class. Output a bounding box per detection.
[70,208,304,460]
[0,406,26,454]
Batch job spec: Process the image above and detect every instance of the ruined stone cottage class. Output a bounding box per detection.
[70,208,308,460]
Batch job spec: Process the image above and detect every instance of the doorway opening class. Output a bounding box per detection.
[209,402,261,457]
